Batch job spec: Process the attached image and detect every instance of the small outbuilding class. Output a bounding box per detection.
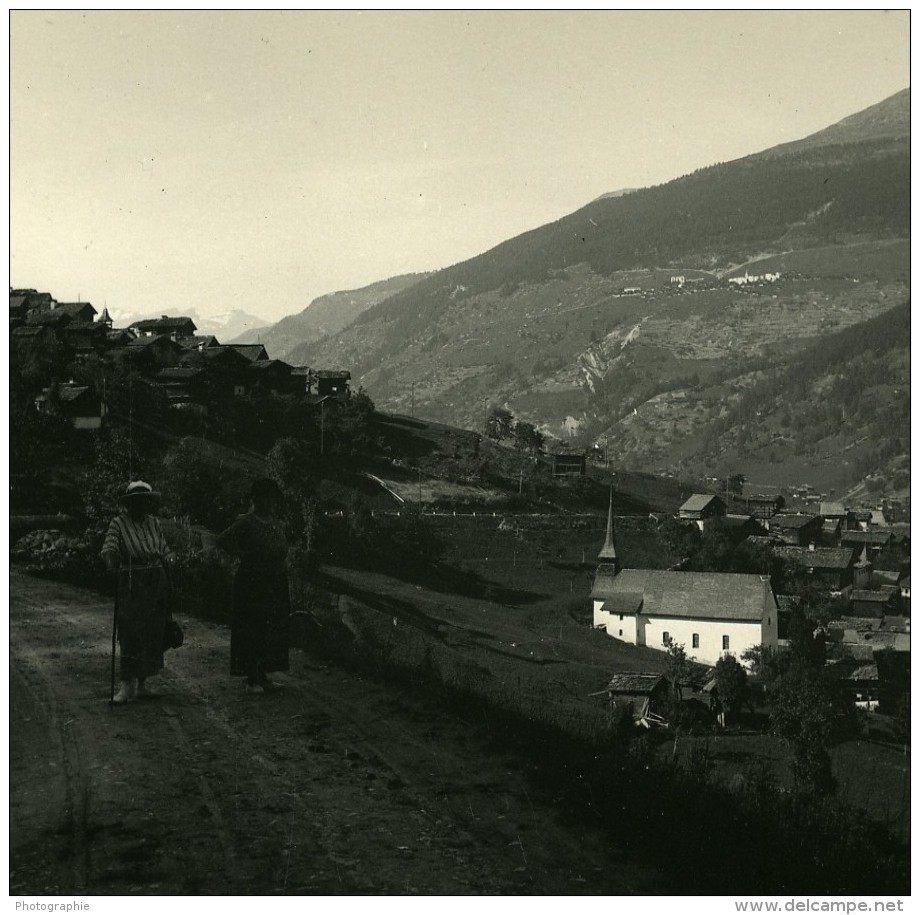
[551,452,586,478]
[592,673,670,727]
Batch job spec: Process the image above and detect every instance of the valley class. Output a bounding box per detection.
[264,89,909,498]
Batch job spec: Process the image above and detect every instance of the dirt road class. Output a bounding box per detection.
[10,569,663,895]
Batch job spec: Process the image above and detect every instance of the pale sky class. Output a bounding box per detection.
[9,10,911,324]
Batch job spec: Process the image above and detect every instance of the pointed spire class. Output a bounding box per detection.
[598,484,619,571]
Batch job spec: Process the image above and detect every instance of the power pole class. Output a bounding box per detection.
[519,466,523,495]
[320,398,325,456]
[411,382,415,417]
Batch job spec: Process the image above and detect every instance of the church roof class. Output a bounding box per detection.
[598,487,618,563]
[591,568,771,621]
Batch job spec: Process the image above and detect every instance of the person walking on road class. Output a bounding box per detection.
[101,480,174,704]
[211,478,291,695]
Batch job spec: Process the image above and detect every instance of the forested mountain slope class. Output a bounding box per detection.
[277,90,910,494]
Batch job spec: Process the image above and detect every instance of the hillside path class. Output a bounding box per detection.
[10,568,663,896]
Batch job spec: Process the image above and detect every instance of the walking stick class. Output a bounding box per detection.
[110,587,118,707]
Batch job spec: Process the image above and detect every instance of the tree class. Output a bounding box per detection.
[513,420,544,455]
[267,437,319,504]
[719,473,746,497]
[664,637,692,702]
[83,427,143,522]
[485,406,514,441]
[714,654,749,726]
[768,661,857,797]
[686,519,738,572]
[657,516,701,561]
[160,438,247,527]
[787,604,825,668]
[323,387,377,456]
[740,644,783,688]
[104,365,168,428]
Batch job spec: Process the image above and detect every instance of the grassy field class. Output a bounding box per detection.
[669,730,910,843]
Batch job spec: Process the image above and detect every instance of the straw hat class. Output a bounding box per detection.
[121,480,161,504]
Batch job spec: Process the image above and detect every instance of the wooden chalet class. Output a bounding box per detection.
[679,494,727,528]
[821,517,843,547]
[177,334,221,353]
[819,501,847,522]
[12,324,58,350]
[831,661,880,710]
[315,369,351,397]
[847,509,873,531]
[12,288,54,316]
[130,316,198,339]
[229,343,269,363]
[155,366,211,407]
[772,545,857,593]
[61,320,108,356]
[290,366,316,394]
[246,358,299,394]
[886,524,911,556]
[768,513,823,547]
[52,302,98,324]
[848,587,902,617]
[9,292,29,325]
[721,514,767,540]
[840,529,894,557]
[34,383,106,430]
[551,452,586,478]
[122,334,185,372]
[743,490,785,520]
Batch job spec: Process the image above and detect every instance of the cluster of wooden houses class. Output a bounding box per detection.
[11,288,351,428]
[591,490,910,720]
[677,492,910,613]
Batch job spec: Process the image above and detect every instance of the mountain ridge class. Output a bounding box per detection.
[237,272,431,360]
[263,89,911,496]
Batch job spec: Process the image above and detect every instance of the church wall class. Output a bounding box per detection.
[593,599,639,644]
[640,616,764,667]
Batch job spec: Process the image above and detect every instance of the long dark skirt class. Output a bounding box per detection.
[117,565,169,680]
[230,565,290,680]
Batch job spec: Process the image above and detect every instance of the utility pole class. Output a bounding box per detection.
[519,465,523,495]
[411,382,415,417]
[418,468,423,510]
[320,398,325,456]
[605,434,609,468]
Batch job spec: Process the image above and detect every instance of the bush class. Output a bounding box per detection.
[12,527,109,592]
[159,438,249,527]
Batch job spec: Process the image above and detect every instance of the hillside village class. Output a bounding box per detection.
[589,489,909,724]
[11,288,353,424]
[12,281,910,730]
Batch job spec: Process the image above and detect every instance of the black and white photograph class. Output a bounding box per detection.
[9,10,910,900]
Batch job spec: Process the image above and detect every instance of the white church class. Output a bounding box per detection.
[591,493,779,667]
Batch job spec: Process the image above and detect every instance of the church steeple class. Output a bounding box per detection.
[598,485,619,573]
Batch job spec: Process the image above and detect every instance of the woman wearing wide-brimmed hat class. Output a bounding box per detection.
[101,481,173,704]
[211,478,290,694]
